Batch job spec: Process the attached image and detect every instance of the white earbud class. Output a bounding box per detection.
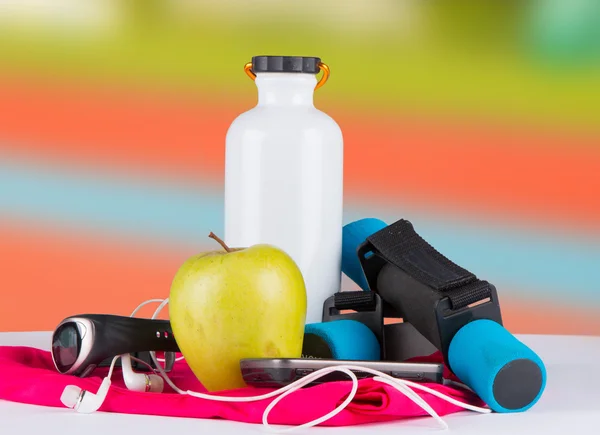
[61,377,111,414]
[60,353,164,415]
[122,354,164,393]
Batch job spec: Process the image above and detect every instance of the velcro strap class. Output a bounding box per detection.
[447,279,492,309]
[366,219,491,309]
[334,291,377,311]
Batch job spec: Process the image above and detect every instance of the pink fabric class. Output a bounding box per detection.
[0,346,485,426]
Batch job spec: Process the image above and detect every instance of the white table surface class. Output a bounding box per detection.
[1,331,599,434]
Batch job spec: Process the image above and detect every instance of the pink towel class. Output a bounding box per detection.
[0,346,485,427]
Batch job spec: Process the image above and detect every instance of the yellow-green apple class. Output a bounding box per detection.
[168,233,307,391]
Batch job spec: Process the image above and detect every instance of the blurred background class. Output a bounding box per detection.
[0,0,599,334]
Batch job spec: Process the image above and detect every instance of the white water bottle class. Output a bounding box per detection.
[224,56,343,324]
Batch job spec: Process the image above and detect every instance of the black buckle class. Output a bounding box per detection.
[322,291,386,359]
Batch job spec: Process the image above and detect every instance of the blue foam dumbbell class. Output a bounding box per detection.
[342,218,388,291]
[448,319,547,412]
[341,217,547,412]
[303,319,381,361]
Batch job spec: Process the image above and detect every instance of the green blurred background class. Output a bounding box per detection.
[1,0,599,128]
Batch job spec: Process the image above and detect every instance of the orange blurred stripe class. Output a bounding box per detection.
[499,298,600,336]
[2,220,599,335]
[0,219,195,332]
[0,78,599,232]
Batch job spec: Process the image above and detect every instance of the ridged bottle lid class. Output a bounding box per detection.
[252,56,321,74]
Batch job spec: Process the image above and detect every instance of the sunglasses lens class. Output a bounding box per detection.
[52,322,82,373]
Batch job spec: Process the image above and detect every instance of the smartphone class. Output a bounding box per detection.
[240,358,444,388]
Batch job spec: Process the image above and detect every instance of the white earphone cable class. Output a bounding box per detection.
[107,355,121,379]
[261,367,359,433]
[138,297,490,432]
[129,299,185,363]
[67,298,488,429]
[130,355,159,373]
[129,299,165,317]
[93,302,168,393]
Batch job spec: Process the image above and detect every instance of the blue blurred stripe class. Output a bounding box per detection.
[344,207,600,307]
[2,155,599,307]
[0,156,224,248]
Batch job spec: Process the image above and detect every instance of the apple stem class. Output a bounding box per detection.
[208,232,232,252]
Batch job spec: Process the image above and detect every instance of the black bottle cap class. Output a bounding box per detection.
[252,56,321,74]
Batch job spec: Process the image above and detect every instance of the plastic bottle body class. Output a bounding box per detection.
[224,72,343,324]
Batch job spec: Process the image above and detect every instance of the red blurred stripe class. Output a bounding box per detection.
[0,219,196,332]
[1,220,600,335]
[1,77,599,231]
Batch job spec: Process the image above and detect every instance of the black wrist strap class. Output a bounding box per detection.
[366,219,491,310]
